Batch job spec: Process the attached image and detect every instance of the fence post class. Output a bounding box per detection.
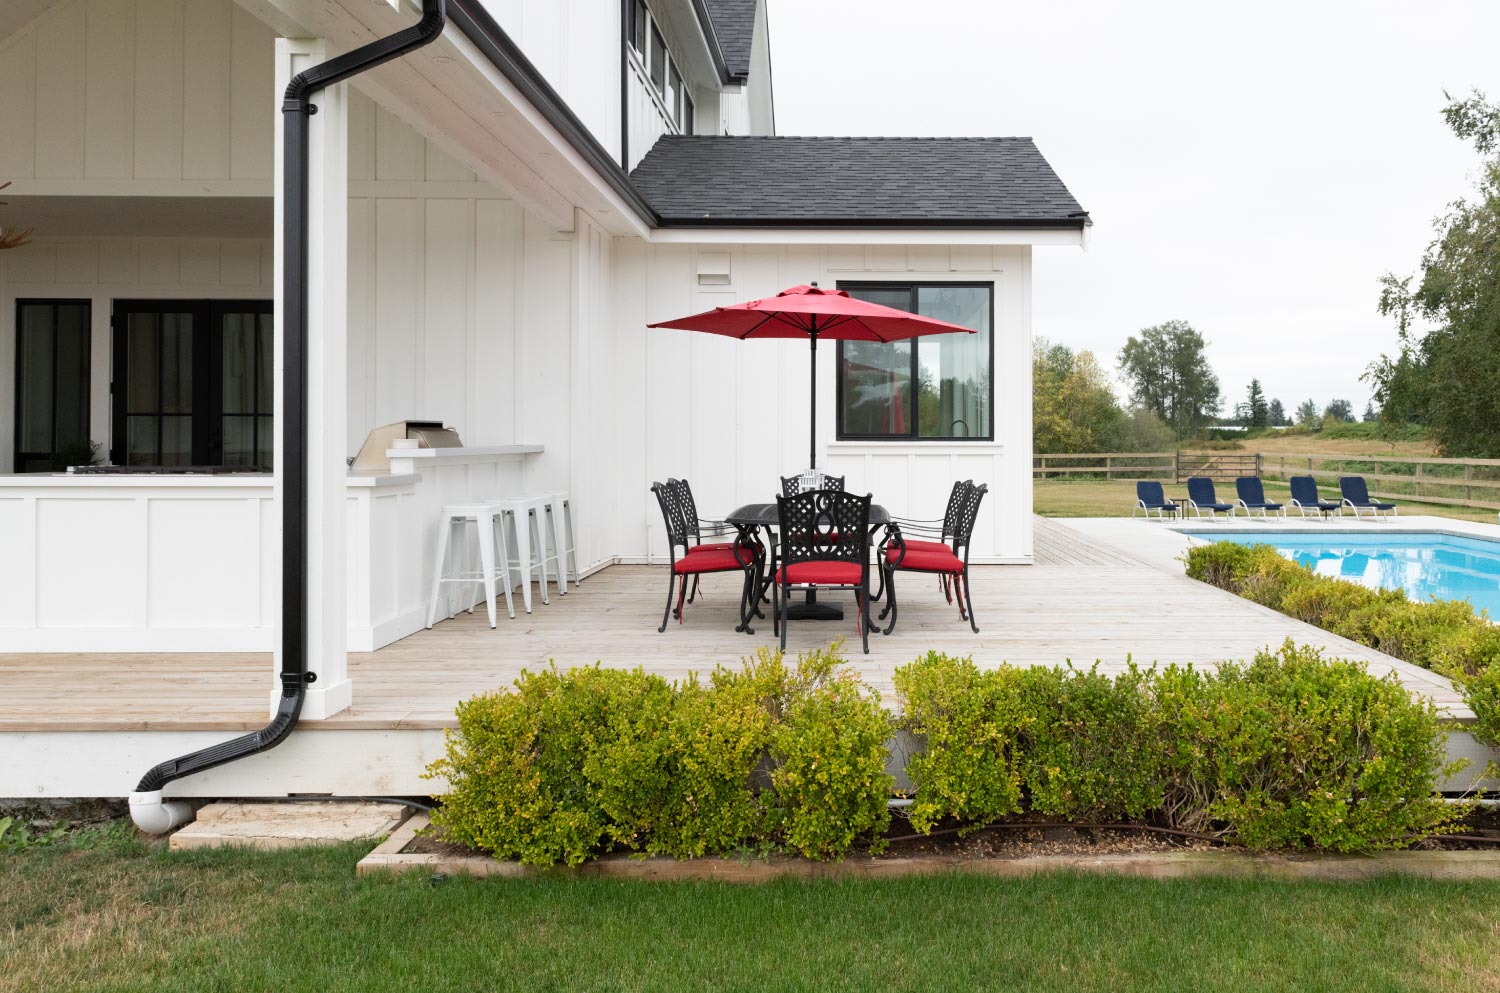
[1466,463,1473,503]
[1416,461,1424,500]
[1106,455,1113,479]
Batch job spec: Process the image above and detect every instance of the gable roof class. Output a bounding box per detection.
[629,136,1089,227]
[700,0,756,80]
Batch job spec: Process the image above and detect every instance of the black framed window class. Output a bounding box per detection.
[629,0,647,54]
[649,26,667,97]
[682,89,695,135]
[836,282,993,441]
[111,299,273,468]
[14,300,91,472]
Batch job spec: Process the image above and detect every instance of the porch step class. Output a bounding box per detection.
[167,800,410,851]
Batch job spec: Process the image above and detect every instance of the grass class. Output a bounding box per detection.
[5,829,1500,992]
[1033,478,1499,523]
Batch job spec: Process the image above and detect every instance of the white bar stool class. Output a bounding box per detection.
[426,503,513,629]
[545,491,579,592]
[494,496,555,612]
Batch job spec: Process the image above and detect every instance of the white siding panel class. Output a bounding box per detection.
[178,239,221,284]
[228,2,273,181]
[83,0,135,179]
[421,199,470,427]
[373,198,423,423]
[470,198,519,447]
[137,241,179,284]
[0,32,37,178]
[219,240,262,286]
[34,0,86,179]
[53,241,98,283]
[374,104,425,181]
[182,0,233,180]
[346,197,377,450]
[132,0,184,180]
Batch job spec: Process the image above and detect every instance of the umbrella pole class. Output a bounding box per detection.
[809,327,817,470]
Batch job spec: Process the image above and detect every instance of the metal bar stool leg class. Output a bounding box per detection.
[529,507,551,605]
[476,510,499,628]
[425,514,454,629]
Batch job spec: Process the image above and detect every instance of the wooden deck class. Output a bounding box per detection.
[0,518,1465,732]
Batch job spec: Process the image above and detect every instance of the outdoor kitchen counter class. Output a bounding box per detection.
[0,444,546,654]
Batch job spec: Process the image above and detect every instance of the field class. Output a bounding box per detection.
[4,830,1500,993]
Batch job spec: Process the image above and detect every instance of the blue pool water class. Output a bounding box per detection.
[1185,531,1500,619]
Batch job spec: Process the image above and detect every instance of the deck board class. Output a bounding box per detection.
[0,518,1467,731]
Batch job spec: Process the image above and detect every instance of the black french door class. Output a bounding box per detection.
[14,300,91,472]
[110,300,273,468]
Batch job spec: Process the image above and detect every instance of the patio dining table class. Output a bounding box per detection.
[725,502,890,625]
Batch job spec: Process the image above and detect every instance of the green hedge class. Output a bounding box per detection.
[896,645,1456,850]
[426,647,892,866]
[428,640,1460,863]
[1184,541,1500,746]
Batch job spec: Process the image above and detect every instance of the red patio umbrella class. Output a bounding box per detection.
[648,283,975,469]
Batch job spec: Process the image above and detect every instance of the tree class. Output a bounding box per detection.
[1365,90,1500,456]
[1268,398,1287,426]
[1362,401,1379,422]
[1295,398,1322,428]
[1117,320,1222,439]
[1242,379,1270,428]
[1033,338,1173,453]
[1324,398,1355,423]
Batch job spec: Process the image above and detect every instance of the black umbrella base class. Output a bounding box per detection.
[786,590,844,621]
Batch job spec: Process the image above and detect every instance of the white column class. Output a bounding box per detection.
[273,39,352,719]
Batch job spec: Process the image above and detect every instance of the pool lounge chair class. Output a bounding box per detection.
[1133,480,1180,520]
[1234,476,1285,519]
[1185,476,1235,520]
[1339,476,1398,520]
[1288,475,1342,519]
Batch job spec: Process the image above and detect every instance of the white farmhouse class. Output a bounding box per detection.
[0,0,1087,807]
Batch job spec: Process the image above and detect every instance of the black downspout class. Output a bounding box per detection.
[132,0,447,797]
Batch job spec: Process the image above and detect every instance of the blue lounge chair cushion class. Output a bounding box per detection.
[1339,476,1397,510]
[1186,477,1233,512]
[1289,475,1341,512]
[1136,481,1178,510]
[1234,476,1283,510]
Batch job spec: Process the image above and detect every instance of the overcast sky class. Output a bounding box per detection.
[770,0,1500,414]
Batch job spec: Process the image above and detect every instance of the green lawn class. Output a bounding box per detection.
[1034,478,1498,523]
[5,829,1500,992]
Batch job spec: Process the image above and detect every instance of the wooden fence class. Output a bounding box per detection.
[1032,453,1175,480]
[1260,453,1500,512]
[1033,450,1500,512]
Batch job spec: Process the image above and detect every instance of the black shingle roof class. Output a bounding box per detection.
[630,136,1089,227]
[702,0,756,80]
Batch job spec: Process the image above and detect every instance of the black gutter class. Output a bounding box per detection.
[133,0,447,796]
[687,0,743,85]
[646,214,1093,229]
[448,0,661,227]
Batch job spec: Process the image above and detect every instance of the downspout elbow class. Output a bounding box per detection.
[130,791,196,834]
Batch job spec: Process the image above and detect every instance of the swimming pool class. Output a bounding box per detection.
[1184,531,1500,618]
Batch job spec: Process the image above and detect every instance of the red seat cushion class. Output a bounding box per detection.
[886,545,963,574]
[688,541,736,554]
[776,561,863,586]
[900,538,952,554]
[674,548,749,574]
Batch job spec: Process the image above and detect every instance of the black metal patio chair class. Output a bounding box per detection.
[878,481,986,635]
[772,489,873,654]
[651,481,761,633]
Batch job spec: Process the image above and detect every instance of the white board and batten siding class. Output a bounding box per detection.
[0,0,274,194]
[615,242,1035,563]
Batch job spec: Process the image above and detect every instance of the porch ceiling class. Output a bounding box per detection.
[0,0,53,45]
[237,0,643,235]
[1,195,272,238]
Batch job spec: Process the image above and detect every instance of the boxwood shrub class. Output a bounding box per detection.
[429,640,1459,864]
[896,643,1458,851]
[1184,540,1500,746]
[427,646,892,865]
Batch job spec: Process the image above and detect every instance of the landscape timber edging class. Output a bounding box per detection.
[354,814,1500,882]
